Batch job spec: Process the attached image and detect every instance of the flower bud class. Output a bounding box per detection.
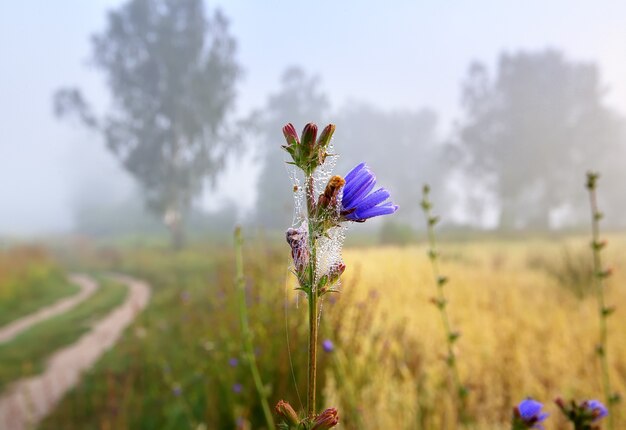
[328,262,346,285]
[311,408,339,430]
[286,227,309,281]
[301,123,318,152]
[316,124,335,164]
[275,400,300,426]
[282,123,300,146]
[317,124,335,149]
[586,171,599,190]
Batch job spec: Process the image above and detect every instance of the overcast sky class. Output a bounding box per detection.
[1,0,625,235]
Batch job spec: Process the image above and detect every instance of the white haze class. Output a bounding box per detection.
[1,0,626,235]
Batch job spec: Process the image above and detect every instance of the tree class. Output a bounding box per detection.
[457,49,624,230]
[54,0,241,247]
[335,103,451,225]
[252,67,330,229]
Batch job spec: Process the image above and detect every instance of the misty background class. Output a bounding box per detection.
[2,0,626,239]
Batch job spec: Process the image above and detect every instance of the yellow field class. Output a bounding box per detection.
[320,236,626,429]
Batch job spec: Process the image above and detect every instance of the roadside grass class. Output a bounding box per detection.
[42,243,302,430]
[0,278,128,391]
[0,246,79,327]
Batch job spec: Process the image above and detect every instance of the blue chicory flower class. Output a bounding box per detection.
[584,399,608,422]
[232,383,243,394]
[322,339,334,353]
[516,398,549,429]
[341,163,398,221]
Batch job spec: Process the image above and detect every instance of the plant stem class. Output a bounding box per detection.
[587,179,614,430]
[421,186,468,425]
[234,227,276,430]
[306,174,319,420]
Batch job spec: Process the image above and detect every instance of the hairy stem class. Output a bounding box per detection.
[306,174,319,420]
[234,227,276,430]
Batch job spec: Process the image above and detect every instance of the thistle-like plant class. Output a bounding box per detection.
[585,172,620,429]
[420,184,469,424]
[277,123,398,428]
[556,398,609,430]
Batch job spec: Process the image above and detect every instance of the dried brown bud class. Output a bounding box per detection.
[275,400,300,425]
[318,175,346,210]
[286,227,309,277]
[311,407,339,429]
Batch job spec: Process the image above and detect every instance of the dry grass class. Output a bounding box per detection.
[322,236,626,429]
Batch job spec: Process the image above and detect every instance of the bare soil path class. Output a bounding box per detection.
[0,274,151,430]
[0,274,97,344]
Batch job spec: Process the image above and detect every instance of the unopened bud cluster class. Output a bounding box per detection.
[275,400,339,430]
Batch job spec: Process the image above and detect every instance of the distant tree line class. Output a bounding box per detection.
[252,50,626,232]
[55,0,626,245]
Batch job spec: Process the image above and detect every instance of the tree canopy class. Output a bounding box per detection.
[55,0,241,246]
[458,49,624,229]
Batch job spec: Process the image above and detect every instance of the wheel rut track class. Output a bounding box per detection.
[0,274,151,430]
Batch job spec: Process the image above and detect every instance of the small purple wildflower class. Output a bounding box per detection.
[341,163,398,221]
[514,398,549,429]
[583,399,609,422]
[232,383,243,394]
[228,357,238,367]
[172,384,182,397]
[322,339,334,353]
[180,290,190,303]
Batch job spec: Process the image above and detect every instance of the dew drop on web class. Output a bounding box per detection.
[287,163,305,227]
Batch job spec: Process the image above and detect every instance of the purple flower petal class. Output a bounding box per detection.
[343,169,376,206]
[585,400,608,421]
[518,399,544,420]
[351,202,399,220]
[350,188,390,212]
[341,163,397,222]
[343,162,366,183]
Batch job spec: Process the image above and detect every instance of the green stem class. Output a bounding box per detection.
[587,184,614,430]
[234,227,276,430]
[421,187,468,425]
[306,175,319,420]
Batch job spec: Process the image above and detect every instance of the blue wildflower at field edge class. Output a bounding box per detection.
[585,400,609,421]
[512,398,548,429]
[555,397,609,429]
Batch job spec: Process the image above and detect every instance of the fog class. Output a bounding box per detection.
[2,0,626,237]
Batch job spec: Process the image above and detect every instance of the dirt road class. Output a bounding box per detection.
[0,274,97,344]
[0,274,150,430]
